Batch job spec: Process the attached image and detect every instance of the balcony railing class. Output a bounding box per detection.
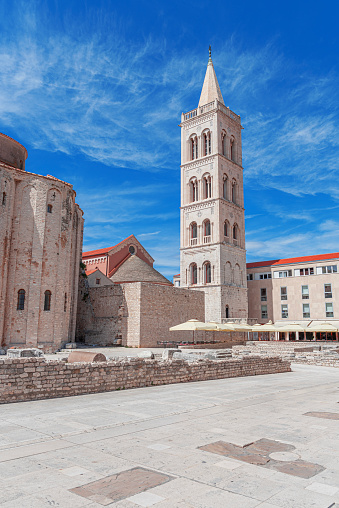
[182,100,241,124]
[190,238,197,246]
[203,235,211,244]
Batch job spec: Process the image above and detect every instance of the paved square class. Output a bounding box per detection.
[0,364,338,507]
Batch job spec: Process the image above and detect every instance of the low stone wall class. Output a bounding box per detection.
[181,339,245,349]
[0,356,291,404]
[233,342,339,368]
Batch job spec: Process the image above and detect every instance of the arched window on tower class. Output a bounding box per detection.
[203,174,211,199]
[190,222,198,246]
[44,290,52,311]
[204,262,211,284]
[2,192,6,206]
[221,132,227,157]
[191,135,198,160]
[233,223,239,246]
[224,220,230,240]
[232,180,237,204]
[190,178,198,202]
[203,130,211,156]
[17,289,25,310]
[230,137,235,162]
[203,220,211,243]
[223,174,228,200]
[190,263,197,285]
[225,305,229,318]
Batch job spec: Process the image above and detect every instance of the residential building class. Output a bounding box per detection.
[247,252,339,329]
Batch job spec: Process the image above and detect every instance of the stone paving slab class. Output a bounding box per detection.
[0,364,338,507]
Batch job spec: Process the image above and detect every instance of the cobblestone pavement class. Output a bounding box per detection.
[0,364,338,507]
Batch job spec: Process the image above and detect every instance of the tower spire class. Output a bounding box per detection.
[198,47,225,108]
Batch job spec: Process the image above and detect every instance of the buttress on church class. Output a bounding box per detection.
[0,51,250,351]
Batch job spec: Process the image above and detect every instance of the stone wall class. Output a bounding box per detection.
[125,282,206,347]
[76,281,206,348]
[233,342,339,368]
[76,280,123,345]
[0,356,291,403]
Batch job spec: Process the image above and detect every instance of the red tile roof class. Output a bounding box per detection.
[247,252,339,269]
[82,235,134,258]
[173,274,180,278]
[85,269,99,276]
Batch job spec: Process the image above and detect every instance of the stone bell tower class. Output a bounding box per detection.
[179,47,248,322]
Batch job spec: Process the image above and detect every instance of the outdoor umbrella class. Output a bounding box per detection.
[275,323,307,332]
[251,322,278,341]
[231,323,253,332]
[205,322,236,331]
[306,322,338,332]
[306,322,338,341]
[251,322,278,332]
[169,319,218,344]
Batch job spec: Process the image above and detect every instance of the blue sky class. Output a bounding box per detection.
[1,0,338,278]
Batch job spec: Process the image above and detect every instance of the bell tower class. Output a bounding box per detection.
[179,48,248,322]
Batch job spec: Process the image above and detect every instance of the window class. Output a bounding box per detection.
[47,204,52,213]
[232,224,238,245]
[190,222,198,245]
[64,293,67,312]
[44,290,51,311]
[230,138,235,161]
[203,131,211,156]
[224,220,229,237]
[326,302,334,317]
[2,192,6,206]
[190,179,198,202]
[318,265,338,274]
[225,305,229,318]
[231,181,237,204]
[303,303,310,318]
[17,289,25,310]
[261,305,268,319]
[259,273,271,280]
[129,245,135,254]
[324,284,332,298]
[203,174,211,198]
[298,267,314,276]
[280,287,287,300]
[281,304,288,318]
[223,175,228,200]
[191,136,198,160]
[96,278,101,285]
[222,133,227,156]
[260,288,267,301]
[204,262,211,284]
[203,220,211,242]
[274,270,292,278]
[190,264,197,285]
[302,285,309,299]
[247,273,253,281]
